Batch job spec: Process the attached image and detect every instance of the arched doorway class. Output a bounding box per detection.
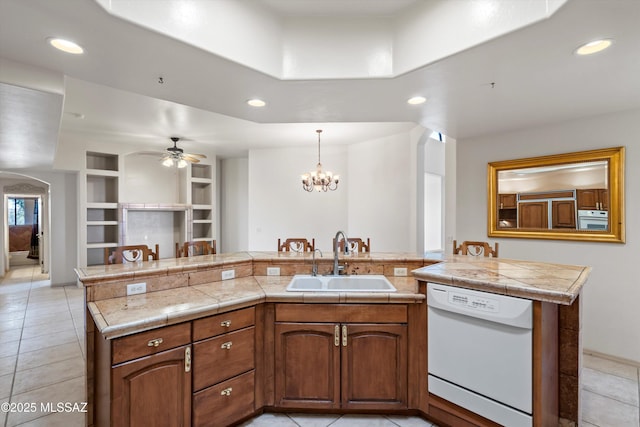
[1,173,50,278]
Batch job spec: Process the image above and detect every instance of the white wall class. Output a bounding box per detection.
[347,131,418,252]
[456,108,640,363]
[220,158,248,252]
[248,146,348,251]
[244,128,423,253]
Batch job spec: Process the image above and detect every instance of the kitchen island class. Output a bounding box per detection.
[76,252,589,427]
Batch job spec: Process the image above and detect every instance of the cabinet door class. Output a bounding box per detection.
[576,189,599,210]
[519,201,548,229]
[111,345,191,427]
[499,193,517,209]
[274,323,341,409]
[552,200,576,229]
[599,189,609,210]
[341,324,407,410]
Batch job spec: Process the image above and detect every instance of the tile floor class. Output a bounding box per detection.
[1,265,639,427]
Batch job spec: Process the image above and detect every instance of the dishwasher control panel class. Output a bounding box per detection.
[448,291,499,313]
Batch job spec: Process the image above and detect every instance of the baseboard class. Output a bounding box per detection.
[584,348,640,368]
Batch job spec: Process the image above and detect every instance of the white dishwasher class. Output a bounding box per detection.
[427,283,533,427]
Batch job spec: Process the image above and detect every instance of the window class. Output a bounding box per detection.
[424,173,443,252]
[8,198,26,225]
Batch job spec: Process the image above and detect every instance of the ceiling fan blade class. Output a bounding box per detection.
[182,154,201,163]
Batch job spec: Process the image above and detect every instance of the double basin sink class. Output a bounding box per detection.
[286,275,396,292]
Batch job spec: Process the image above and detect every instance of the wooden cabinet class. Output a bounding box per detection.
[551,200,576,229]
[274,304,408,411]
[518,201,548,229]
[104,322,192,427]
[498,193,517,209]
[577,188,608,210]
[111,345,191,427]
[192,307,256,427]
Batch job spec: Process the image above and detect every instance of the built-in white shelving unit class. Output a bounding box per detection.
[80,152,216,266]
[83,152,120,266]
[190,164,214,242]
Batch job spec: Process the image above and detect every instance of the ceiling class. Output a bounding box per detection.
[0,0,639,168]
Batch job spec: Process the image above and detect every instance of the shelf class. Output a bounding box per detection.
[87,175,118,204]
[86,169,119,177]
[191,164,212,179]
[193,219,212,224]
[192,222,212,240]
[87,221,118,226]
[192,204,213,210]
[86,242,118,249]
[87,202,118,209]
[191,181,212,205]
[87,152,118,171]
[191,177,212,184]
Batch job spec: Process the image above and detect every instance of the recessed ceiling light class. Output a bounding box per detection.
[407,96,426,105]
[48,37,84,54]
[575,39,612,56]
[247,99,266,107]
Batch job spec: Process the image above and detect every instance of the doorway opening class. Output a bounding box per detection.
[2,175,50,278]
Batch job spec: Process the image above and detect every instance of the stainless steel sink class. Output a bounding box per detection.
[286,275,396,292]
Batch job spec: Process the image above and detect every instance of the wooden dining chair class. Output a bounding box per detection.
[333,237,371,253]
[277,238,315,253]
[453,240,498,257]
[176,240,216,258]
[104,244,159,264]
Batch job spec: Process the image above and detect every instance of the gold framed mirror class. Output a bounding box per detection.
[487,147,625,243]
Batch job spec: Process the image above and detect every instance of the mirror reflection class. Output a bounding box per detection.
[487,147,624,243]
[497,161,608,231]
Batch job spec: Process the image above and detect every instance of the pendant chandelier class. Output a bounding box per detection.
[301,129,339,192]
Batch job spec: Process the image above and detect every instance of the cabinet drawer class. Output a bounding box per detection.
[112,322,191,365]
[193,370,255,427]
[193,327,255,391]
[193,306,255,341]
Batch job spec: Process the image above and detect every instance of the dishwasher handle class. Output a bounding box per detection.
[427,283,532,329]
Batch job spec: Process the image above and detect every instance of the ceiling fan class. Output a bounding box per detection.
[161,137,206,168]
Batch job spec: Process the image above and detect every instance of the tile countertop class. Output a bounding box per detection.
[80,251,591,338]
[414,253,591,305]
[88,275,422,339]
[75,251,427,284]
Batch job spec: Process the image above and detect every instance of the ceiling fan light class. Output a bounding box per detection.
[177,159,188,168]
[162,158,174,167]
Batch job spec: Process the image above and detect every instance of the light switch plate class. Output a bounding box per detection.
[221,269,235,280]
[267,267,280,276]
[127,282,146,295]
[394,267,408,277]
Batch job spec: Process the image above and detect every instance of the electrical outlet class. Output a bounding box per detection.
[127,282,146,295]
[221,269,235,280]
[267,267,280,276]
[394,267,408,277]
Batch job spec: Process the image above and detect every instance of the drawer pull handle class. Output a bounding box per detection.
[220,341,233,350]
[220,387,233,396]
[342,325,347,347]
[220,320,232,327]
[185,347,191,373]
[334,325,340,347]
[147,338,164,347]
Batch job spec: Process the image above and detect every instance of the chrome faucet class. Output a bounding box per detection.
[311,249,322,276]
[333,230,350,275]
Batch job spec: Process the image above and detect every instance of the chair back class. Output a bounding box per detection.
[176,241,216,258]
[104,244,159,264]
[333,237,371,253]
[453,240,498,257]
[277,238,315,253]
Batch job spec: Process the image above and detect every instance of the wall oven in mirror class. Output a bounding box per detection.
[487,147,625,243]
